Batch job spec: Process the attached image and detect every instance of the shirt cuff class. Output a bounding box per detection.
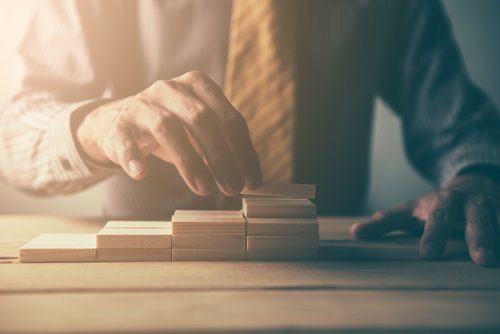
[437,141,500,187]
[47,99,116,183]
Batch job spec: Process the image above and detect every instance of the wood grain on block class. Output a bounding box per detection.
[247,235,319,251]
[173,226,246,235]
[242,198,316,218]
[172,234,246,249]
[19,233,96,263]
[172,212,245,235]
[105,221,172,229]
[173,210,244,218]
[96,248,171,262]
[241,182,316,199]
[246,218,319,236]
[97,229,171,249]
[172,249,246,261]
[246,249,318,261]
[172,211,245,223]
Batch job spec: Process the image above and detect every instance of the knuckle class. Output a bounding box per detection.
[108,121,126,139]
[430,207,449,224]
[187,106,213,127]
[134,93,152,107]
[371,211,384,220]
[183,70,207,82]
[151,113,177,134]
[149,79,180,94]
[149,79,167,91]
[470,194,490,208]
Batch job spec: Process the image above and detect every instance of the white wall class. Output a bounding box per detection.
[0,0,498,216]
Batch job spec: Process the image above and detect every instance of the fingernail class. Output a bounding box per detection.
[475,247,496,267]
[349,223,363,237]
[194,176,215,196]
[244,179,262,191]
[222,174,244,196]
[128,159,144,178]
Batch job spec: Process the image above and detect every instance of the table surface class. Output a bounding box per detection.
[1,215,500,334]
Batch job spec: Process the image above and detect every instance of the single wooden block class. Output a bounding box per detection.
[246,249,318,261]
[172,234,246,249]
[173,210,244,218]
[19,233,96,263]
[172,210,245,222]
[246,235,319,251]
[241,182,316,199]
[172,249,246,261]
[105,221,172,229]
[242,198,317,218]
[172,211,245,235]
[96,248,172,262]
[97,228,172,249]
[246,218,319,236]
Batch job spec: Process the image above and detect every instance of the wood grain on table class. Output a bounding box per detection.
[1,215,499,333]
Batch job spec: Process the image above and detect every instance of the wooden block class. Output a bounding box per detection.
[241,182,316,199]
[173,226,246,235]
[246,218,319,236]
[246,235,319,251]
[172,211,245,235]
[172,234,246,249]
[19,234,96,263]
[246,249,318,261]
[173,210,244,218]
[172,210,245,223]
[97,228,171,249]
[242,198,316,218]
[172,249,246,261]
[96,248,171,262]
[105,221,171,229]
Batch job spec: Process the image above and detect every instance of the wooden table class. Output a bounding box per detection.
[1,215,500,333]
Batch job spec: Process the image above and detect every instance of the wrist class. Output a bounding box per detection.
[73,101,116,165]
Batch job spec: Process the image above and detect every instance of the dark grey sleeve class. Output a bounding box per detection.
[378,0,500,187]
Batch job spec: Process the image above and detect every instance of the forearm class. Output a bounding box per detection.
[0,93,114,196]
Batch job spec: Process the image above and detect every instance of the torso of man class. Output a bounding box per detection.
[102,0,393,219]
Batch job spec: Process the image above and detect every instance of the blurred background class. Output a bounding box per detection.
[0,0,499,216]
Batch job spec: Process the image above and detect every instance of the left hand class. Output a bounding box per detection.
[351,173,500,267]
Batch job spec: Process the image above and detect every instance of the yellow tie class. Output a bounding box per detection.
[225,0,296,182]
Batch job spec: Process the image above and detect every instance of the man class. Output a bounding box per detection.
[1,0,500,266]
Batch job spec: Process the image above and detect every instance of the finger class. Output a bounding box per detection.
[151,79,244,196]
[419,191,464,260]
[184,71,263,189]
[141,104,216,196]
[350,204,422,239]
[102,122,148,180]
[465,194,497,267]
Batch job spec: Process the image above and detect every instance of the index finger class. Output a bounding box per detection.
[149,79,244,196]
[181,71,263,190]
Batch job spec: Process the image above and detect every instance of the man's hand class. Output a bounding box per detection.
[76,71,262,196]
[351,174,500,267]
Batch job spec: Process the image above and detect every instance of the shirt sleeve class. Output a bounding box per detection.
[0,1,118,195]
[378,0,500,187]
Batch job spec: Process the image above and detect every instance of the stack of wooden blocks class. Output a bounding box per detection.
[242,183,319,261]
[96,221,172,261]
[171,210,246,261]
[18,182,319,263]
